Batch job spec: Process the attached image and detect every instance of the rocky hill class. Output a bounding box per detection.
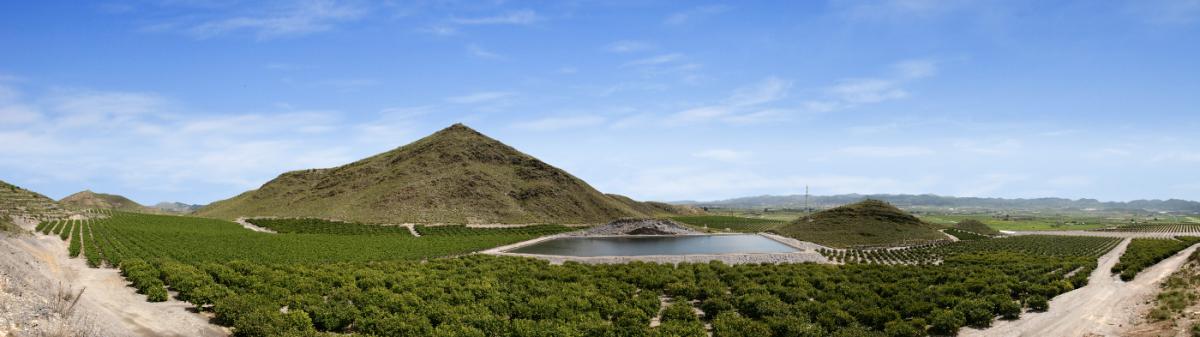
[773,199,946,248]
[197,124,678,224]
[59,190,149,212]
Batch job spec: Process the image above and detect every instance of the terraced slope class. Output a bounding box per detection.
[774,199,947,248]
[197,124,670,224]
[0,179,66,222]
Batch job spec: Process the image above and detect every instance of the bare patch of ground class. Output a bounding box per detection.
[233,217,276,233]
[0,217,226,337]
[963,238,1200,337]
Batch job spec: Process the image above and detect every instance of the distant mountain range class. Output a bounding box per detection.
[151,202,204,213]
[675,194,1200,213]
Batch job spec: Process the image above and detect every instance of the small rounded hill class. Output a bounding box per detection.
[773,199,946,248]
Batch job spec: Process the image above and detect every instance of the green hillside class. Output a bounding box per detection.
[197,124,672,224]
[773,199,947,248]
[59,190,150,212]
[954,219,1002,235]
[607,194,704,217]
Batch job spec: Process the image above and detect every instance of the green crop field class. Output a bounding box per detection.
[1112,237,1200,281]
[35,210,1135,336]
[669,215,786,233]
[917,214,1111,231]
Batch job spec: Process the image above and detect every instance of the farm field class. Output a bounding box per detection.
[668,215,786,233]
[1096,223,1200,234]
[33,211,1133,337]
[917,214,1111,232]
[1111,237,1200,281]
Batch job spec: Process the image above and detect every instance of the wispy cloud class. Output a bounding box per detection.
[622,53,684,67]
[466,44,501,59]
[185,0,367,39]
[667,77,796,125]
[1128,0,1200,25]
[802,58,938,113]
[664,5,731,25]
[512,115,605,131]
[837,146,934,158]
[0,82,431,203]
[446,91,515,104]
[953,139,1022,155]
[693,149,751,163]
[606,40,655,53]
[450,10,540,25]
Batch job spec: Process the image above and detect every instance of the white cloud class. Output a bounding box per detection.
[1154,151,1200,162]
[801,59,936,113]
[728,77,792,106]
[186,0,367,39]
[894,59,938,79]
[512,115,605,131]
[0,104,41,125]
[1128,0,1200,25]
[953,139,1022,155]
[466,44,501,59]
[693,149,750,162]
[667,77,796,125]
[837,0,972,20]
[837,146,934,158]
[829,79,909,104]
[606,40,655,53]
[446,91,515,104]
[0,82,431,203]
[450,10,540,25]
[664,5,731,25]
[623,53,683,67]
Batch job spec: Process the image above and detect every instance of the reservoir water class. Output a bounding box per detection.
[508,234,798,257]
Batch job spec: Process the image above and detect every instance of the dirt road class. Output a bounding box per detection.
[2,218,227,337]
[963,238,1200,337]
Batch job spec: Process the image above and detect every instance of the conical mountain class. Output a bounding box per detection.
[59,190,149,212]
[196,124,663,224]
[774,199,945,248]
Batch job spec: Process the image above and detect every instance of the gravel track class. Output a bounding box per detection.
[2,217,227,337]
[962,238,1200,337]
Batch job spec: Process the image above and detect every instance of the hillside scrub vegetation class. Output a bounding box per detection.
[58,190,151,212]
[773,200,947,248]
[38,210,1125,337]
[196,124,678,224]
[669,215,785,233]
[1112,237,1200,281]
[953,219,1001,236]
[944,228,990,241]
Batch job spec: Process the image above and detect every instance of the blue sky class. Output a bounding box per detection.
[1,0,1199,205]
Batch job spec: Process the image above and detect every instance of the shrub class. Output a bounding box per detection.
[1026,295,1049,312]
[927,309,964,336]
[712,312,771,337]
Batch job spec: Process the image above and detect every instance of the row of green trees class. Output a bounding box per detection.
[47,212,1128,337]
[1112,237,1200,281]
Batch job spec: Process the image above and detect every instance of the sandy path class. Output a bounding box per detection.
[963,238,1200,337]
[940,229,960,242]
[234,217,276,233]
[4,218,227,337]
